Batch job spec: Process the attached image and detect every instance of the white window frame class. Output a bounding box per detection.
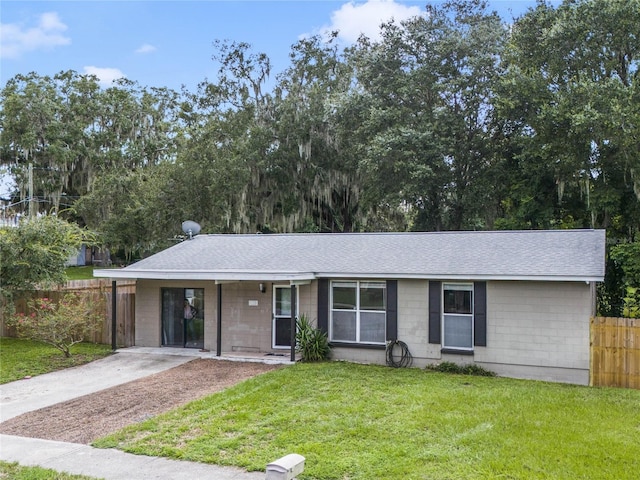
[442,283,474,351]
[329,280,386,345]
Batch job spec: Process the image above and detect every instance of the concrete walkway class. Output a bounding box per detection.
[0,350,285,479]
[0,435,264,480]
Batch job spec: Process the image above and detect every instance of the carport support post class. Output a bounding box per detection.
[111,280,117,351]
[216,283,222,357]
[290,284,296,362]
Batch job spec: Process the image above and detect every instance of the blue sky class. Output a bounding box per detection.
[0,0,552,196]
[1,0,553,92]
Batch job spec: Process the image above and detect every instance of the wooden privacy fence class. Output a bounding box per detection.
[4,279,135,348]
[590,316,640,389]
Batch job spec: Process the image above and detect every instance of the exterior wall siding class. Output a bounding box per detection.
[298,282,317,327]
[475,281,592,384]
[220,281,314,353]
[327,279,592,384]
[135,280,306,355]
[135,277,592,384]
[135,280,218,349]
[220,282,272,353]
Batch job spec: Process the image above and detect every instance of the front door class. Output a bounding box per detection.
[161,287,204,349]
[273,286,298,349]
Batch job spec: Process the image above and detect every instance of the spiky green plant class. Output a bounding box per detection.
[295,314,331,362]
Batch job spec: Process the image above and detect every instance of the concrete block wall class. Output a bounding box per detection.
[475,280,592,384]
[133,280,160,347]
[219,281,314,353]
[329,279,593,384]
[328,346,386,365]
[220,282,273,353]
[396,280,440,363]
[135,277,593,384]
[135,280,309,354]
[298,282,317,327]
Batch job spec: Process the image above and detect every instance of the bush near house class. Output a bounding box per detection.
[5,293,104,358]
[426,361,496,376]
[295,314,331,362]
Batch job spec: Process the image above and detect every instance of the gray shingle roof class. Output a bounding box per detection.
[95,230,606,282]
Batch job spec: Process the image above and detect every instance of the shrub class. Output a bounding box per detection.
[295,314,331,362]
[6,293,104,358]
[427,361,496,377]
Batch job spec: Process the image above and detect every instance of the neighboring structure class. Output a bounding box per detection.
[65,245,111,267]
[95,229,606,385]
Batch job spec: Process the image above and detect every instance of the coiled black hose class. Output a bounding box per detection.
[386,340,413,368]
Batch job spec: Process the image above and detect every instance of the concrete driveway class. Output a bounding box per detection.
[1,351,194,422]
[0,350,269,480]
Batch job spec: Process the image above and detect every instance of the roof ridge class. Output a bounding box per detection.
[197,229,603,238]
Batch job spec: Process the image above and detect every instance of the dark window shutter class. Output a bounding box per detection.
[317,279,329,334]
[386,280,397,341]
[429,281,441,344]
[474,281,487,346]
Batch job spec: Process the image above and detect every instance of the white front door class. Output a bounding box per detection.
[273,286,298,349]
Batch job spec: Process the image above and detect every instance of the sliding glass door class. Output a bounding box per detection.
[161,288,204,348]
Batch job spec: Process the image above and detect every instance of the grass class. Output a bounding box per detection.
[65,266,95,280]
[0,337,113,384]
[94,362,640,480]
[0,461,102,480]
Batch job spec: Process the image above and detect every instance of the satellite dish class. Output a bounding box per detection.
[181,220,201,240]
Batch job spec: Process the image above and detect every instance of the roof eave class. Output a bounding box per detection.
[94,269,603,283]
[93,269,316,282]
[316,273,603,282]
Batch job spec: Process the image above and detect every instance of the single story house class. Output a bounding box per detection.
[94,229,606,385]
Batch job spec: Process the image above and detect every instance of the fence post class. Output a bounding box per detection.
[111,280,117,351]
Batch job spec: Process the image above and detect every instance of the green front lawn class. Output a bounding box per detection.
[95,362,640,479]
[0,338,112,384]
[0,462,102,480]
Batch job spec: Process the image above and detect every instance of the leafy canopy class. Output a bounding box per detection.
[0,215,94,301]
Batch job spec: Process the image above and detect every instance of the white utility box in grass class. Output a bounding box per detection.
[265,453,305,480]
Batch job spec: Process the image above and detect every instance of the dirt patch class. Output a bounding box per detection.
[0,359,280,444]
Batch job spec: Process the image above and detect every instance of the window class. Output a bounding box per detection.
[442,283,473,350]
[330,281,386,344]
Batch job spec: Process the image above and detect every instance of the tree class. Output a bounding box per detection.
[0,71,184,230]
[495,0,640,233]
[609,242,640,317]
[0,215,94,303]
[270,33,364,232]
[343,0,507,231]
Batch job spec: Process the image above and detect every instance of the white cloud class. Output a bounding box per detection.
[0,11,71,59]
[83,66,126,87]
[318,0,423,44]
[135,43,157,54]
